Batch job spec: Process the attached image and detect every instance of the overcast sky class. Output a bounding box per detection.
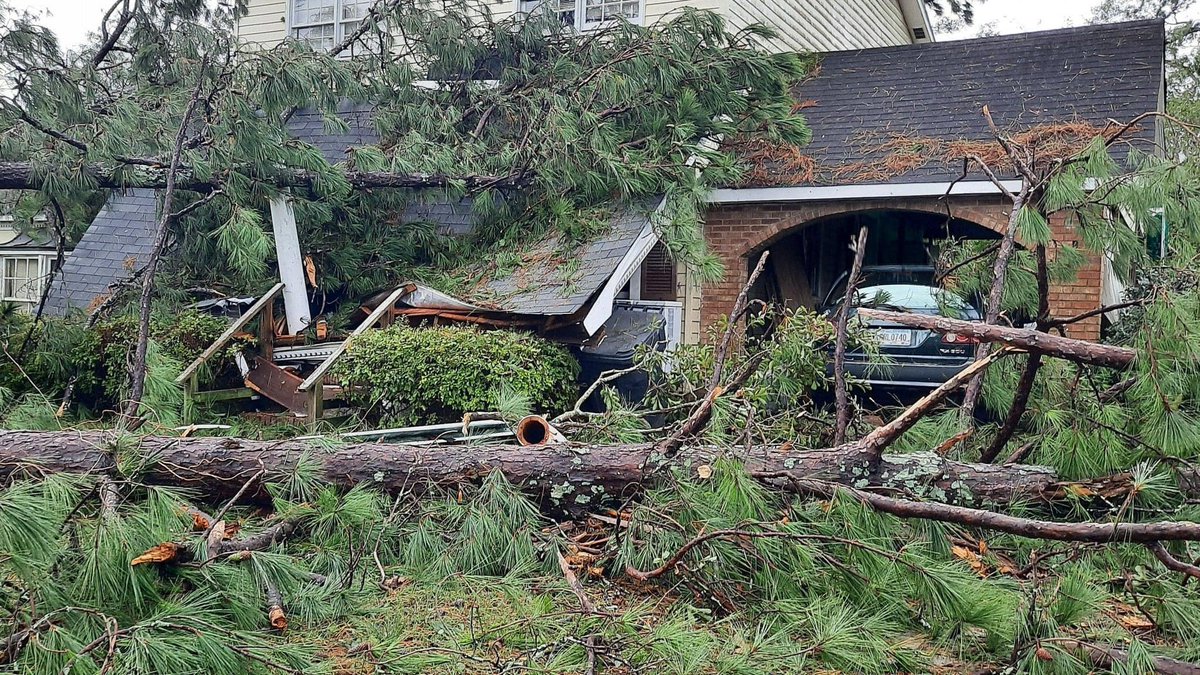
[1,0,1186,48]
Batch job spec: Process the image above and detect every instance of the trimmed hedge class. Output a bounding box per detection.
[333,324,580,425]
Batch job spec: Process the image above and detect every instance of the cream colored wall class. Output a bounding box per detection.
[239,0,912,50]
[238,0,288,46]
[237,0,514,47]
[722,0,910,52]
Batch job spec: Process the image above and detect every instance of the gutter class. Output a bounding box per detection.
[707,180,1024,204]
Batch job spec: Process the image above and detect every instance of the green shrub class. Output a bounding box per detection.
[333,324,580,425]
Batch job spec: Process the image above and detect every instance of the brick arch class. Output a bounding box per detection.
[698,194,1103,341]
[732,200,1009,259]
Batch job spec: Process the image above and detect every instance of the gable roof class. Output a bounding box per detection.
[43,190,160,316]
[742,19,1166,187]
[285,101,379,163]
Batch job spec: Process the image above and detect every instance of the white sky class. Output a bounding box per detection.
[940,0,1103,39]
[1,0,1187,48]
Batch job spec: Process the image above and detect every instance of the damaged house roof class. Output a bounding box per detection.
[738,19,1166,187]
[46,102,661,332]
[43,189,160,316]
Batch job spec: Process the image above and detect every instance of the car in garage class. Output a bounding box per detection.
[820,265,981,387]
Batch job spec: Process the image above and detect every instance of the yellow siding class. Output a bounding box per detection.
[238,0,512,48]
[238,0,288,46]
[722,0,909,52]
[240,0,910,49]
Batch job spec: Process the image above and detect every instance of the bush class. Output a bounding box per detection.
[333,324,580,425]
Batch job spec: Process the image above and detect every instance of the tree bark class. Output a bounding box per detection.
[0,429,1112,508]
[834,225,868,445]
[0,161,526,194]
[856,309,1135,370]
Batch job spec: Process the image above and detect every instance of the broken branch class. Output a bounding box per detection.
[856,309,1136,369]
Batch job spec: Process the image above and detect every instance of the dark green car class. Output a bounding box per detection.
[822,266,981,388]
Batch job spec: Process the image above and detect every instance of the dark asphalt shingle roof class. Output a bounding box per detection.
[749,19,1166,186]
[478,203,655,316]
[43,190,160,316]
[0,229,54,249]
[286,101,379,164]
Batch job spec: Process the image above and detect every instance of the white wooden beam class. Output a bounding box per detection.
[268,196,312,335]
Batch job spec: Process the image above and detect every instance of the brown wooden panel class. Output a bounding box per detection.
[244,356,307,414]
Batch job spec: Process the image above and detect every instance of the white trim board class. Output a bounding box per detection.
[581,199,666,335]
[708,180,1024,204]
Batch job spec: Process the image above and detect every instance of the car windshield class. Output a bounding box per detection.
[824,268,980,320]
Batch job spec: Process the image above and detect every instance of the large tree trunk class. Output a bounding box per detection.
[857,309,1135,369]
[0,430,1093,507]
[0,161,524,193]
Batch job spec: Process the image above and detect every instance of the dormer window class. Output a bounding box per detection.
[288,0,373,52]
[518,0,643,31]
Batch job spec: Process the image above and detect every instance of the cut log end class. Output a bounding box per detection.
[131,542,181,566]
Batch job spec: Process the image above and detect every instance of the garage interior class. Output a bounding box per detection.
[751,209,1001,311]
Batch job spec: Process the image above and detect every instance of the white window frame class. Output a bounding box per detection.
[516,0,645,32]
[286,0,374,54]
[1,254,51,306]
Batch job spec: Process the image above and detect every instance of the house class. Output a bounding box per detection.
[698,19,1166,342]
[237,0,935,53]
[0,201,58,311]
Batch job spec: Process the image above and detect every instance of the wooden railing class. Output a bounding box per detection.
[295,285,409,421]
[177,282,284,424]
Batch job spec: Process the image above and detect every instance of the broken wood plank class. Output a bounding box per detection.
[176,282,285,384]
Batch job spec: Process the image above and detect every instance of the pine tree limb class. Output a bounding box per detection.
[856,309,1136,369]
[833,225,868,445]
[1146,542,1200,582]
[773,477,1200,544]
[125,58,210,418]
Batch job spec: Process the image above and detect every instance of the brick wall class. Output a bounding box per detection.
[699,195,1103,340]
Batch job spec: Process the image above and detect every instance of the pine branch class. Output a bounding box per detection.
[857,309,1137,370]
[833,225,868,445]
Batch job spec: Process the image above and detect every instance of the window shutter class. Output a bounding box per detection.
[639,243,676,302]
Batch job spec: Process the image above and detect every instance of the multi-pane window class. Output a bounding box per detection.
[2,256,46,305]
[519,0,642,30]
[289,0,374,52]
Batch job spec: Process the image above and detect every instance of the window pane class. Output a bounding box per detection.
[292,0,335,26]
[583,0,639,24]
[3,258,41,302]
[341,0,372,20]
[292,24,335,50]
[521,0,577,27]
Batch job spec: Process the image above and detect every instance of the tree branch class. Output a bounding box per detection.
[857,309,1137,370]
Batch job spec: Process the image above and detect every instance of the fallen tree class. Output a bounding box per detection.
[0,430,1067,507]
[857,308,1136,369]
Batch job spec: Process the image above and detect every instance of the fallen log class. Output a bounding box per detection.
[0,429,1116,508]
[856,309,1136,369]
[0,160,526,194]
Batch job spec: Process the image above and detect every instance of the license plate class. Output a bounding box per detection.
[876,328,913,347]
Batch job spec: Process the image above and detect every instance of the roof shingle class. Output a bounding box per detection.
[750,19,1166,186]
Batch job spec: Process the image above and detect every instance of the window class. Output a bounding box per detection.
[2,256,46,305]
[289,0,374,52]
[519,0,643,31]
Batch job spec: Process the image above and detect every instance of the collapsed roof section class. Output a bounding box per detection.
[384,199,663,336]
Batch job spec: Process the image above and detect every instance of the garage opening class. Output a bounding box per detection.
[751,209,1000,311]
